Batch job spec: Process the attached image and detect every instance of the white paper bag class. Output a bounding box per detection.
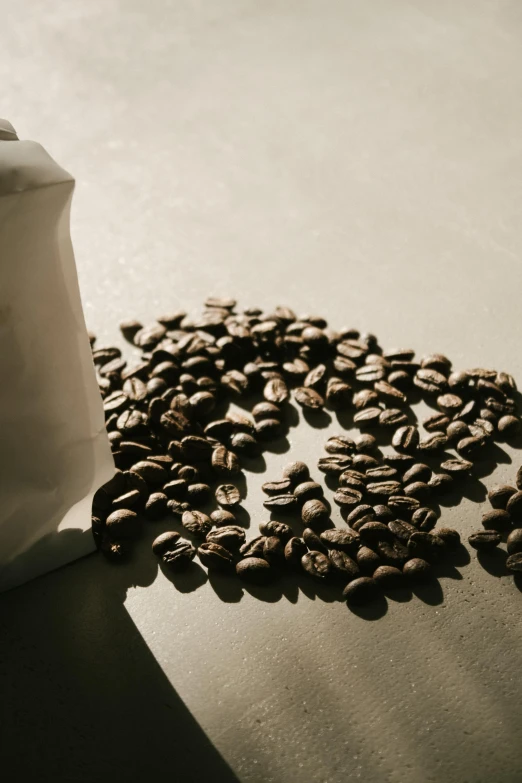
[0,119,114,592]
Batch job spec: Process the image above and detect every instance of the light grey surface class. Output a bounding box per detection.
[2,2,522,782]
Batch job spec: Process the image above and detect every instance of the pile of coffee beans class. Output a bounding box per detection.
[89,299,522,606]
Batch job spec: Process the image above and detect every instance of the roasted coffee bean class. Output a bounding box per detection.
[408,531,446,562]
[325,435,356,455]
[423,412,450,432]
[207,526,246,550]
[325,378,352,409]
[352,389,379,410]
[284,537,308,568]
[328,549,360,580]
[446,420,470,443]
[282,461,310,485]
[517,466,522,491]
[118,409,149,436]
[506,553,522,573]
[178,465,199,482]
[252,402,282,422]
[343,577,378,604]
[373,565,404,589]
[481,509,512,531]
[373,505,394,522]
[378,409,409,428]
[204,419,234,441]
[119,440,153,457]
[355,434,378,453]
[448,370,470,392]
[468,529,501,551]
[334,487,363,508]
[93,346,122,366]
[106,509,141,539]
[301,499,330,528]
[338,471,366,493]
[437,393,463,415]
[488,484,517,510]
[346,505,374,526]
[366,481,402,499]
[440,458,473,476]
[383,348,415,362]
[411,507,438,532]
[301,551,332,580]
[497,415,522,437]
[506,491,522,518]
[403,481,430,502]
[159,409,191,437]
[320,528,360,552]
[152,531,181,556]
[210,509,236,527]
[403,557,432,581]
[258,520,293,541]
[351,513,378,532]
[130,460,168,485]
[388,495,420,518]
[255,418,282,441]
[147,378,168,397]
[304,363,328,389]
[167,500,191,517]
[317,455,353,476]
[181,510,212,538]
[214,484,240,508]
[435,527,460,549]
[387,370,412,391]
[355,363,386,384]
[263,494,298,512]
[303,527,327,552]
[212,445,241,476]
[333,355,357,377]
[507,528,522,555]
[294,386,325,410]
[134,323,167,349]
[236,557,274,584]
[356,546,381,574]
[385,453,416,471]
[111,490,141,510]
[263,536,285,566]
[352,455,380,472]
[428,473,454,494]
[421,353,451,373]
[468,419,495,440]
[456,436,486,459]
[124,470,149,495]
[104,391,130,413]
[495,372,517,394]
[163,479,188,500]
[145,492,169,521]
[414,368,448,394]
[365,466,398,482]
[180,435,213,461]
[198,542,234,571]
[294,481,324,503]
[358,521,393,545]
[388,519,416,543]
[403,463,431,484]
[392,425,419,452]
[229,432,260,457]
[418,432,448,454]
[353,407,382,427]
[264,376,289,404]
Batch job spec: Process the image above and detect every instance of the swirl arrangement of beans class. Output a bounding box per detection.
[89,298,522,605]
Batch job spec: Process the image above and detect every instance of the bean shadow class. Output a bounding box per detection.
[477,548,510,578]
[0,530,241,783]
[346,593,388,619]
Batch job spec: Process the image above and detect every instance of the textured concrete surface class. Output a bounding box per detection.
[1,2,522,781]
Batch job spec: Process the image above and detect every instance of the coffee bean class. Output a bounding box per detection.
[236,557,274,584]
[333,487,363,508]
[517,466,522,491]
[258,521,293,541]
[488,484,517,510]
[456,436,486,459]
[263,494,299,512]
[392,425,419,452]
[366,481,402,499]
[506,553,522,573]
[293,386,324,410]
[152,531,181,556]
[418,432,448,454]
[358,521,393,545]
[468,530,501,551]
[198,542,234,570]
[167,499,191,517]
[352,455,381,471]
[373,504,394,522]
[111,490,141,510]
[93,346,122,366]
[482,509,512,531]
[414,368,448,394]
[440,458,473,476]
[385,454,416,471]
[304,363,328,389]
[282,461,310,485]
[387,370,412,391]
[255,418,282,440]
[301,551,332,580]
[343,577,378,604]
[383,348,415,362]
[185,482,210,505]
[320,528,360,552]
[468,419,495,440]
[326,550,358,580]
[403,463,431,484]
[403,557,432,580]
[145,492,168,521]
[301,499,330,528]
[212,445,241,476]
[420,354,451,374]
[507,529,522,555]
[427,473,454,494]
[130,460,168,485]
[317,455,353,476]
[294,481,324,503]
[210,509,236,527]
[388,519,416,543]
[411,507,438,531]
[325,435,356,455]
[105,509,141,539]
[378,409,409,428]
[408,531,446,562]
[435,527,460,549]
[423,412,450,432]
[352,389,379,410]
[355,434,378,453]
[446,420,470,443]
[356,547,381,574]
[104,391,130,413]
[163,479,188,500]
[252,402,282,422]
[215,484,241,507]
[506,491,522,519]
[373,565,404,588]
[178,465,199,482]
[403,481,430,502]
[325,378,352,409]
[437,394,463,415]
[346,505,374,526]
[207,526,246,549]
[353,407,382,427]
[264,376,289,404]
[284,537,308,568]
[302,527,327,552]
[365,466,399,481]
[181,510,212,538]
[497,415,522,437]
[262,536,285,566]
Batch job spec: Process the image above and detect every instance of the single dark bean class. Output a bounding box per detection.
[373,565,404,589]
[317,456,353,476]
[488,484,517,510]
[506,491,522,519]
[324,435,356,455]
[106,509,141,539]
[152,530,181,556]
[198,542,234,570]
[186,483,212,504]
[210,509,237,527]
[343,577,378,604]
[435,527,461,549]
[263,494,299,512]
[145,492,169,521]
[236,557,274,584]
[481,509,512,531]
[212,445,241,476]
[506,553,522,572]
[497,415,522,437]
[411,507,438,532]
[468,530,501,551]
[388,519,417,543]
[507,529,522,555]
[403,463,431,484]
[407,531,446,562]
[301,551,332,580]
[258,520,293,541]
[181,510,212,538]
[403,557,432,581]
[392,425,419,452]
[207,525,246,550]
[294,481,324,503]
[284,537,308,568]
[320,528,360,552]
